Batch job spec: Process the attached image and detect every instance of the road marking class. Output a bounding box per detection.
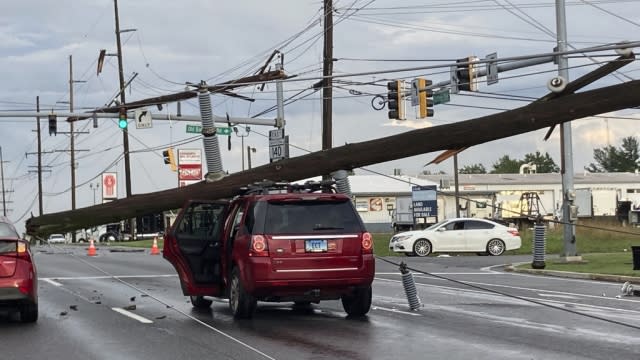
[41,274,177,281]
[42,278,62,287]
[373,305,422,316]
[376,272,499,276]
[111,307,153,324]
[537,293,578,299]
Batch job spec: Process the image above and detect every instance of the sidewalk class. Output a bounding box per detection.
[505,263,640,283]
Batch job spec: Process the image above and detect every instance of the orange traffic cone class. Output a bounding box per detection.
[87,238,97,256]
[150,237,160,255]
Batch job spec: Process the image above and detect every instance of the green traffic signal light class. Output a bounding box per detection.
[118,117,127,129]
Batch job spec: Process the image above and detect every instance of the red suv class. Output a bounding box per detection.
[164,181,374,318]
[0,217,38,323]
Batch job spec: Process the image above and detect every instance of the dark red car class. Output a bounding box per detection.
[164,181,374,318]
[0,216,38,323]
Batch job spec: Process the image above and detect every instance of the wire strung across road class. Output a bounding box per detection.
[375,256,640,331]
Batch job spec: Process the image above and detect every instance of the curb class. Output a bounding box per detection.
[505,263,640,284]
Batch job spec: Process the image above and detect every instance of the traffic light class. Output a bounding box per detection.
[416,78,434,118]
[118,108,128,129]
[387,80,405,120]
[48,114,57,136]
[162,147,176,172]
[456,56,479,92]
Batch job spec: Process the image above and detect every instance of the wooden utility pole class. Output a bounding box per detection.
[113,0,135,239]
[36,96,43,216]
[25,78,640,236]
[322,0,333,151]
[69,56,76,229]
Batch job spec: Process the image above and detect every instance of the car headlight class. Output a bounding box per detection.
[391,235,412,243]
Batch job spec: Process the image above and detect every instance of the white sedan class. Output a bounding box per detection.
[47,234,66,244]
[389,218,521,257]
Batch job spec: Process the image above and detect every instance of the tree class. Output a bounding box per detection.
[490,155,521,173]
[586,136,640,172]
[459,163,487,174]
[523,151,560,173]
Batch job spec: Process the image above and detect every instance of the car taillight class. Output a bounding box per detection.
[250,235,269,257]
[508,229,520,237]
[16,242,30,260]
[361,232,373,254]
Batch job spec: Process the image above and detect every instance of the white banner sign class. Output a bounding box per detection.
[177,149,202,165]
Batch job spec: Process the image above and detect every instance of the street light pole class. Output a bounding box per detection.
[247,146,256,169]
[89,182,100,205]
[233,126,251,171]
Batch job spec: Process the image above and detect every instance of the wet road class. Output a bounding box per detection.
[1,245,639,360]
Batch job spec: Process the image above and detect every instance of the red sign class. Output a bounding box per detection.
[178,164,202,181]
[102,172,117,200]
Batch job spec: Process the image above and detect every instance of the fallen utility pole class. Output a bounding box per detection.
[25,79,640,236]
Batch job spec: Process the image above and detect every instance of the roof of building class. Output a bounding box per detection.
[297,175,437,194]
[420,172,640,186]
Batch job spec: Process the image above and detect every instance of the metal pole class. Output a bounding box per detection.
[556,0,579,260]
[276,62,285,128]
[113,0,134,240]
[247,146,252,170]
[241,136,245,171]
[0,147,5,217]
[454,154,460,218]
[322,0,333,152]
[69,55,77,243]
[36,96,43,216]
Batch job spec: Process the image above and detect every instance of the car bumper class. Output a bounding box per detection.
[389,241,411,252]
[241,255,375,297]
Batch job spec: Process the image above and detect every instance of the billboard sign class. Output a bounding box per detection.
[177,149,202,185]
[411,185,438,225]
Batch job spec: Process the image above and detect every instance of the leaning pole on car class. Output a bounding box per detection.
[26,78,640,236]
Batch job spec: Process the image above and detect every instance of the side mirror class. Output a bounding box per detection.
[437,227,446,232]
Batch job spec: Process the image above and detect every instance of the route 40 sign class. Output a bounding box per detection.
[269,129,289,162]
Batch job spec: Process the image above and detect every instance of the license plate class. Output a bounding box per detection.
[305,239,327,252]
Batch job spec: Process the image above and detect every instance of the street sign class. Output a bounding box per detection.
[269,129,288,162]
[185,124,232,135]
[486,52,499,85]
[135,109,152,129]
[433,89,451,105]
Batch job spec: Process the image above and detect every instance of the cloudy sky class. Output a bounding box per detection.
[1,0,639,232]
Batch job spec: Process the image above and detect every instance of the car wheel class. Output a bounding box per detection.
[190,295,212,309]
[487,239,506,256]
[413,239,432,257]
[20,302,38,323]
[341,285,372,317]
[229,267,256,319]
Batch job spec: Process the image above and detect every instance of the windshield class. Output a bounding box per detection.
[425,220,448,231]
[264,199,363,234]
[0,223,19,238]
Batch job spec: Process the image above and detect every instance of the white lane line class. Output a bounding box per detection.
[42,278,62,287]
[373,305,422,316]
[537,293,579,299]
[41,274,177,281]
[111,307,153,324]
[376,272,499,275]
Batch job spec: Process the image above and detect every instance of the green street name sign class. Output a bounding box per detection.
[186,124,232,136]
[433,89,451,105]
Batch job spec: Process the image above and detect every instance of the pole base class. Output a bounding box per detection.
[531,260,546,269]
[205,171,226,183]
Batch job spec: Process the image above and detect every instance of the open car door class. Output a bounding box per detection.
[163,200,229,296]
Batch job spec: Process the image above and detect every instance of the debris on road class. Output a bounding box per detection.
[69,305,78,311]
[122,305,136,311]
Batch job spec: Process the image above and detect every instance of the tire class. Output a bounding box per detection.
[487,239,506,256]
[229,267,256,319]
[190,295,212,309]
[20,302,38,323]
[412,239,432,257]
[341,286,372,317]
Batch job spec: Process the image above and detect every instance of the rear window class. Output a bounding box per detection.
[0,223,18,238]
[264,200,363,234]
[0,240,16,254]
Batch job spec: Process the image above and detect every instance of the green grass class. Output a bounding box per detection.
[112,238,164,248]
[517,252,640,277]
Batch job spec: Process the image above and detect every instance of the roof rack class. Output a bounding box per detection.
[234,179,337,196]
